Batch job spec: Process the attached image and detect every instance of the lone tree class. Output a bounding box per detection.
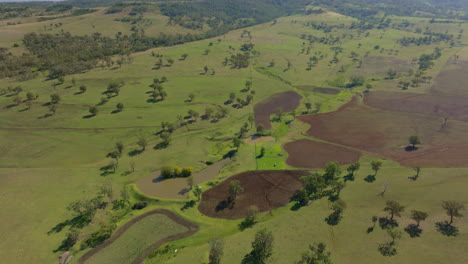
[346,162,360,177]
[241,229,274,264]
[296,242,333,264]
[137,138,147,152]
[371,160,383,176]
[193,185,202,201]
[408,135,421,150]
[410,210,428,227]
[89,106,98,116]
[116,103,124,112]
[209,239,224,264]
[228,180,244,202]
[384,200,405,220]
[442,201,465,224]
[50,93,61,104]
[79,85,87,93]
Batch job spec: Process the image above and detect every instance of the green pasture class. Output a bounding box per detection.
[0,7,467,264]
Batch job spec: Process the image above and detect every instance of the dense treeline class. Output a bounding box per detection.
[159,0,310,34]
[312,0,468,20]
[5,31,202,79]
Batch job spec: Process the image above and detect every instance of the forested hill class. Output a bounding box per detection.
[312,0,468,20]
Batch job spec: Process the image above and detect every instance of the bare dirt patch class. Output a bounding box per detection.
[254,91,302,129]
[297,85,340,95]
[198,170,309,219]
[431,60,468,97]
[298,97,468,167]
[364,91,468,122]
[284,139,361,169]
[136,159,231,199]
[76,209,198,264]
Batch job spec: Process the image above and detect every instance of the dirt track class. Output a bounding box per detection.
[76,209,198,264]
[284,139,361,169]
[254,91,302,129]
[198,170,309,219]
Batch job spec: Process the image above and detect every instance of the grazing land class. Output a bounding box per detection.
[0,1,467,264]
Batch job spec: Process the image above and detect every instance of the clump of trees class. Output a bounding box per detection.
[160,166,193,179]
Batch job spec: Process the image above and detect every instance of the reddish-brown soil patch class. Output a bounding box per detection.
[254,91,302,129]
[431,60,468,97]
[364,91,468,122]
[297,85,340,95]
[76,209,198,264]
[284,139,361,169]
[298,97,468,167]
[198,170,309,219]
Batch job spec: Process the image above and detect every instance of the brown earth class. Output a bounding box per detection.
[254,91,302,129]
[198,170,309,219]
[296,85,340,95]
[76,209,198,264]
[284,139,361,169]
[298,97,468,167]
[431,59,468,97]
[364,91,468,122]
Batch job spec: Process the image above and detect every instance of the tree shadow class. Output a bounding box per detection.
[404,224,422,238]
[366,226,375,233]
[344,173,355,182]
[408,175,419,181]
[48,215,91,235]
[178,188,190,195]
[364,175,376,183]
[38,113,53,119]
[435,221,459,236]
[181,200,196,211]
[215,198,233,212]
[111,110,121,114]
[405,146,418,152]
[82,114,95,119]
[128,149,142,157]
[154,142,169,150]
[379,217,398,229]
[238,217,256,231]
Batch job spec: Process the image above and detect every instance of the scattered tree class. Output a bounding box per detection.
[89,106,98,116]
[410,210,428,227]
[371,160,383,176]
[228,180,244,202]
[241,229,274,264]
[116,103,124,112]
[442,201,465,224]
[209,239,224,264]
[408,135,421,150]
[137,138,147,152]
[384,200,405,220]
[295,242,333,264]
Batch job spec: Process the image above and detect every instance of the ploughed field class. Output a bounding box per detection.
[284,139,361,169]
[297,90,468,167]
[198,170,308,219]
[254,91,302,129]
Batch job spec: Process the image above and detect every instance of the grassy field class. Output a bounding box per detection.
[0,6,467,264]
[85,213,188,264]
